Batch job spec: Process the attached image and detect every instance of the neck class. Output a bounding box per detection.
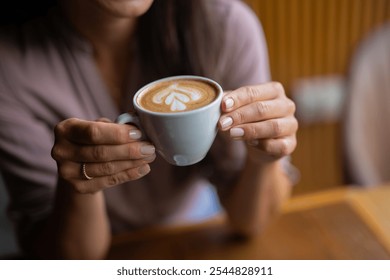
[60,0,139,107]
[60,1,137,57]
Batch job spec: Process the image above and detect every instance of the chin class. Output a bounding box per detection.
[95,0,154,17]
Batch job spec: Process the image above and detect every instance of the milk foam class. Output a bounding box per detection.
[138,79,218,113]
[152,83,202,111]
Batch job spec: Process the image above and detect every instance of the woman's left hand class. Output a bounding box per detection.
[218,82,298,163]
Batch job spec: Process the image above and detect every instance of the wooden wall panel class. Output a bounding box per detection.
[243,0,390,194]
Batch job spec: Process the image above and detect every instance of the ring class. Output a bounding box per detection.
[82,163,93,180]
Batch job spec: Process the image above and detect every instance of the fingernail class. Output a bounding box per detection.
[129,129,142,140]
[224,98,234,109]
[138,164,150,175]
[140,145,155,155]
[143,154,156,162]
[220,117,233,129]
[230,128,244,138]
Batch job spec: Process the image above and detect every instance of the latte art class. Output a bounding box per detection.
[137,79,218,113]
[152,84,202,111]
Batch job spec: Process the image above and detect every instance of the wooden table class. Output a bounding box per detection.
[107,185,390,259]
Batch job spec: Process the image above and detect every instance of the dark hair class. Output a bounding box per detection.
[1,0,220,84]
[0,1,56,25]
[136,0,220,84]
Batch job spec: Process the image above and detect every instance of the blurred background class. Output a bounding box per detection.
[1,0,390,256]
[244,0,390,194]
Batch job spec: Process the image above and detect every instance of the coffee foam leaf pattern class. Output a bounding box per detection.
[152,84,202,111]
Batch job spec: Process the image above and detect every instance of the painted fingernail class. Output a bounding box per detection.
[140,145,155,155]
[129,129,142,140]
[143,154,156,162]
[221,117,233,129]
[230,128,244,138]
[138,164,150,175]
[224,98,234,109]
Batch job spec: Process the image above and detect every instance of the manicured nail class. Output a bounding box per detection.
[221,117,233,129]
[129,129,142,140]
[140,145,155,155]
[230,128,244,138]
[224,98,234,109]
[138,164,150,175]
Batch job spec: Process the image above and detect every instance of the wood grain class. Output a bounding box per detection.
[107,186,390,260]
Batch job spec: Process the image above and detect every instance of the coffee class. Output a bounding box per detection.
[137,78,218,113]
[118,75,223,166]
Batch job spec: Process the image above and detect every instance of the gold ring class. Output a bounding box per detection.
[82,163,93,180]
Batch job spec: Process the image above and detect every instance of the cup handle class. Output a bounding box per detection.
[116,112,141,127]
[116,112,149,141]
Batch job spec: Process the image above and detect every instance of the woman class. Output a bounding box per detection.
[0,0,298,259]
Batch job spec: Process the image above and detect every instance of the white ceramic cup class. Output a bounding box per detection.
[117,75,223,166]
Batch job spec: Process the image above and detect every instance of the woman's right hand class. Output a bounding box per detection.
[51,117,156,194]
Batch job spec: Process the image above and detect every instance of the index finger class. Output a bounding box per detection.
[55,118,141,145]
[222,82,284,113]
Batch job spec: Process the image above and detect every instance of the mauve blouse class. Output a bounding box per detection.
[0,0,270,243]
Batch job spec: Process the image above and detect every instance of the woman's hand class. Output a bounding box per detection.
[51,118,156,194]
[218,82,298,163]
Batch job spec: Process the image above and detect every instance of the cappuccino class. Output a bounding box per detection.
[137,78,218,113]
[118,75,223,165]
